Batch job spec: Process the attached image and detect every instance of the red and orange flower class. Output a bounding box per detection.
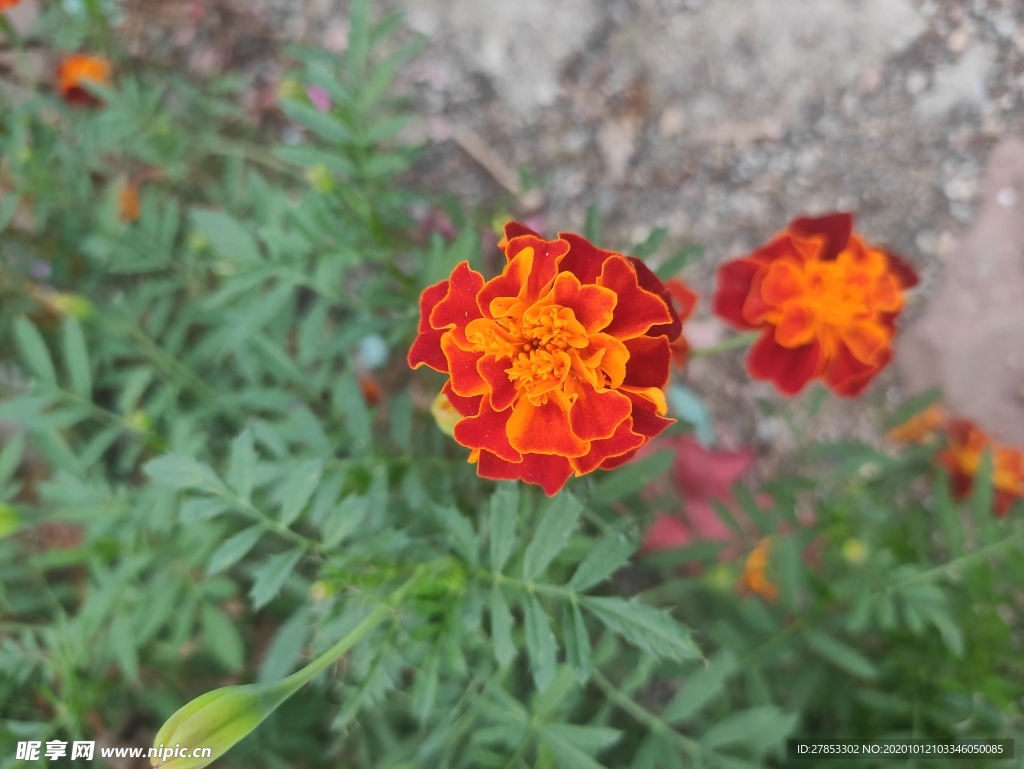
[665,278,698,367]
[409,221,686,495]
[713,213,917,397]
[58,54,112,106]
[0,0,23,11]
[937,419,1024,517]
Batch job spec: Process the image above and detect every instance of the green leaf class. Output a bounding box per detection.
[701,706,796,752]
[15,317,56,385]
[277,459,322,527]
[970,448,994,522]
[258,606,310,682]
[538,725,611,769]
[663,649,738,723]
[524,595,558,692]
[208,525,265,575]
[279,99,352,143]
[543,724,621,755]
[0,193,21,233]
[490,585,516,666]
[322,493,369,548]
[61,317,92,399]
[802,629,878,679]
[489,483,519,574]
[562,602,592,683]
[411,651,440,724]
[333,371,372,452]
[633,227,667,259]
[590,451,674,504]
[523,491,581,579]
[566,532,635,592]
[655,245,704,280]
[882,387,942,432]
[581,597,701,661]
[0,435,25,491]
[202,603,246,672]
[347,0,371,81]
[584,204,601,246]
[145,455,226,494]
[110,613,139,681]
[180,498,233,523]
[250,549,303,610]
[227,429,257,502]
[434,504,479,566]
[191,210,261,263]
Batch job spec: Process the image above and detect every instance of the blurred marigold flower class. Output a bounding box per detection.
[119,182,141,223]
[739,536,778,601]
[0,0,23,11]
[886,404,947,444]
[409,220,684,496]
[937,419,1024,517]
[357,372,382,406]
[665,278,698,367]
[58,54,112,106]
[713,213,917,397]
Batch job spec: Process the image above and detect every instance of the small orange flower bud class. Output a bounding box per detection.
[58,54,112,106]
[938,419,1024,517]
[119,182,141,223]
[887,404,947,444]
[739,537,779,601]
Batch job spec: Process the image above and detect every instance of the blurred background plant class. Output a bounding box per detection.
[0,1,1022,768]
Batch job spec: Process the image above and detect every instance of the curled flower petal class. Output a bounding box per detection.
[409,221,680,495]
[714,212,916,398]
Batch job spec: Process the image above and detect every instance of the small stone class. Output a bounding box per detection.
[996,187,1018,208]
[906,71,928,95]
[947,27,972,53]
[658,106,687,137]
[858,67,883,94]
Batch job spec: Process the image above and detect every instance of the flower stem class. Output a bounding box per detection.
[690,331,759,358]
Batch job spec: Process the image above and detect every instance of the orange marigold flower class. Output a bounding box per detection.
[886,404,947,444]
[58,54,112,106]
[665,278,698,367]
[739,537,778,601]
[937,419,1024,517]
[408,220,683,496]
[713,213,917,397]
[118,182,141,223]
[0,0,23,11]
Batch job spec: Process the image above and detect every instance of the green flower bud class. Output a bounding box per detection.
[0,504,20,539]
[50,293,94,320]
[305,164,334,193]
[151,680,294,769]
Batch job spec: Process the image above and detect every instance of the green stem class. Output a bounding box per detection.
[690,331,759,358]
[284,563,434,689]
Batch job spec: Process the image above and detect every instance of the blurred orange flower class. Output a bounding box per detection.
[887,404,947,444]
[409,220,684,496]
[713,213,917,397]
[937,419,1024,517]
[119,182,141,223]
[58,55,111,106]
[665,278,698,367]
[739,537,778,601]
[0,0,23,11]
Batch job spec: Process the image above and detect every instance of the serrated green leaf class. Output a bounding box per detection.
[802,629,878,679]
[590,451,674,504]
[489,483,519,574]
[110,613,139,681]
[180,497,233,523]
[434,504,478,566]
[61,317,91,399]
[563,602,591,683]
[701,706,796,753]
[227,429,257,501]
[191,209,261,263]
[566,532,635,592]
[280,99,352,143]
[277,459,322,527]
[202,603,245,672]
[15,317,56,385]
[581,597,701,661]
[249,549,303,610]
[524,595,558,692]
[0,435,25,490]
[538,725,611,769]
[258,606,310,683]
[322,493,369,548]
[663,649,738,723]
[145,454,225,493]
[411,651,439,724]
[208,525,265,575]
[543,724,621,755]
[490,585,516,666]
[523,492,580,580]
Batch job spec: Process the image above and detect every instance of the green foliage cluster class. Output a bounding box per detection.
[0,2,1022,768]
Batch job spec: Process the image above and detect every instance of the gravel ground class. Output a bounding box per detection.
[129,0,1024,456]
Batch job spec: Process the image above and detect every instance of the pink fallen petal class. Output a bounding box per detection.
[306,86,331,113]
